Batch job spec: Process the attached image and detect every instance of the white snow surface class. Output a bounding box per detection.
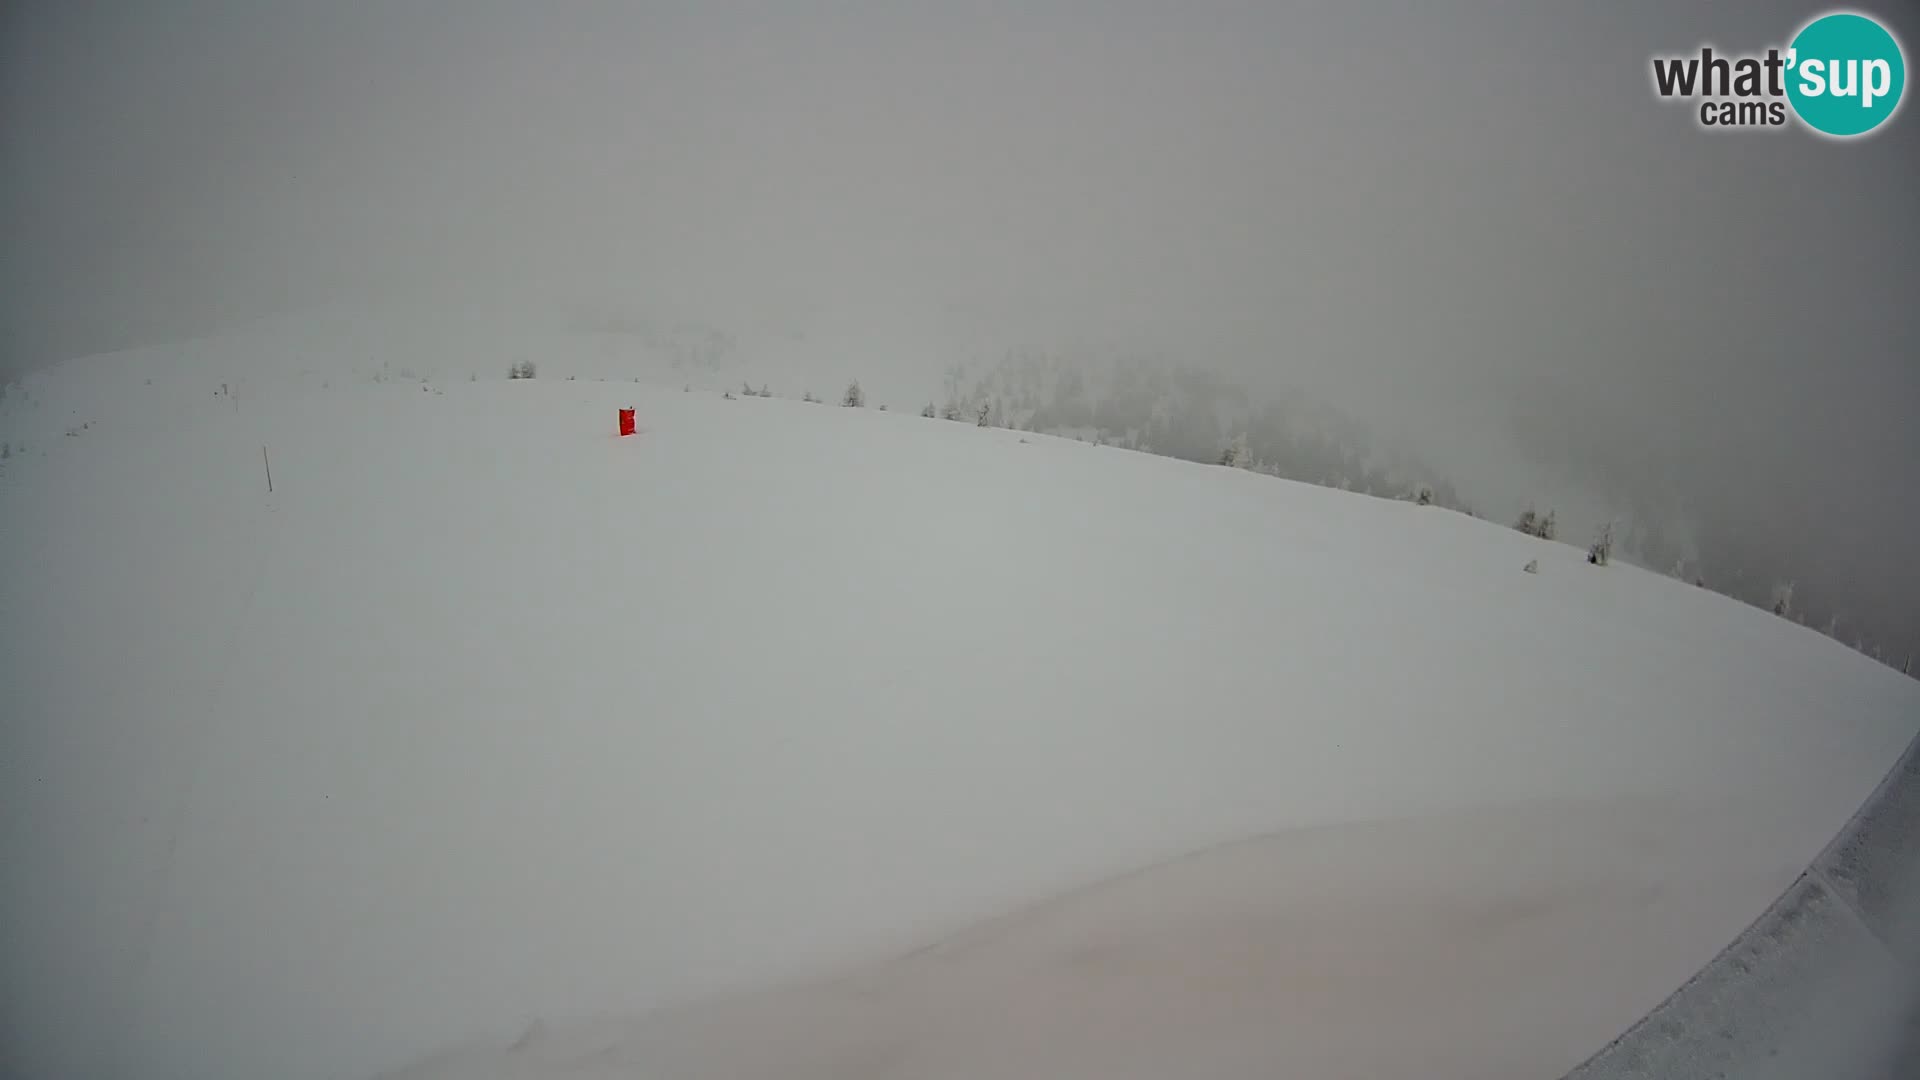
[2,336,1916,1080]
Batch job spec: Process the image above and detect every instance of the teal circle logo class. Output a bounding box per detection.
[1786,12,1906,137]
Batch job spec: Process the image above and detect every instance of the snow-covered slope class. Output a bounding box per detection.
[0,303,968,411]
[2,339,1915,1080]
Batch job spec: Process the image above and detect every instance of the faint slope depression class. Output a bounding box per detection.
[1,324,1916,1080]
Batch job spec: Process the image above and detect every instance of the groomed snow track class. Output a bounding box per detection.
[1561,730,1920,1079]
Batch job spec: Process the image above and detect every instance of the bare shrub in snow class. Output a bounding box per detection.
[843,381,865,408]
[977,401,992,427]
[803,390,818,404]
[508,360,536,380]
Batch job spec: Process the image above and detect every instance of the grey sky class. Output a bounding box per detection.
[3,1,1916,649]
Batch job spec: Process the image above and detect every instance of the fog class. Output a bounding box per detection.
[3,0,1916,658]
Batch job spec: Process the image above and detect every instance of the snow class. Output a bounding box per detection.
[376,795,1886,1080]
[1561,728,1920,1079]
[2,334,1916,1080]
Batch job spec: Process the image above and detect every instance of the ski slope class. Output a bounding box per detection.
[1,337,1915,1080]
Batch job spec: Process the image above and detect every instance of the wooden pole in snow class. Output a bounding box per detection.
[263,445,273,493]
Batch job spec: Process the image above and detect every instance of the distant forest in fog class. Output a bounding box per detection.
[918,348,1912,676]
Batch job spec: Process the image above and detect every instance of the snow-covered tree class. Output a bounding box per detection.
[842,380,865,408]
[1219,432,1251,468]
[921,402,937,418]
[1771,581,1795,618]
[1515,508,1538,535]
[977,401,992,427]
[1587,523,1615,566]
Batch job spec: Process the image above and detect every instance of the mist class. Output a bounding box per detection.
[3,0,1916,657]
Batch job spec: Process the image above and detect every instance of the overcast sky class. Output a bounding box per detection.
[3,1,1916,646]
